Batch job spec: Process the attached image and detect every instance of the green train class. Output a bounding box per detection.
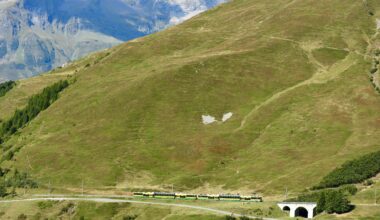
[133,192,263,202]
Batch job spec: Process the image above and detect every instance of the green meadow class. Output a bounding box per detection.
[1,0,380,218]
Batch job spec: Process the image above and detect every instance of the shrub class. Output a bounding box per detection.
[0,183,7,197]
[315,151,380,189]
[59,202,75,215]
[37,201,56,209]
[225,216,237,220]
[324,190,353,214]
[6,170,38,188]
[123,215,137,220]
[17,214,27,220]
[364,179,374,186]
[339,185,358,196]
[252,208,263,216]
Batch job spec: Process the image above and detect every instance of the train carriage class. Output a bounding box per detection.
[133,192,263,202]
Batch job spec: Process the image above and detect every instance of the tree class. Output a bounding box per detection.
[324,191,352,214]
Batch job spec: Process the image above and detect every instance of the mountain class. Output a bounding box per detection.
[0,0,226,81]
[1,0,380,218]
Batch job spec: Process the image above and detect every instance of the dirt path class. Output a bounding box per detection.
[234,39,358,132]
[0,196,280,220]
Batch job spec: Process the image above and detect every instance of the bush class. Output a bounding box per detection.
[315,151,380,189]
[225,216,237,220]
[37,201,56,209]
[123,215,137,220]
[252,208,263,216]
[323,191,353,214]
[364,179,374,186]
[59,202,75,215]
[339,185,358,196]
[0,183,7,197]
[6,170,38,188]
[17,214,27,220]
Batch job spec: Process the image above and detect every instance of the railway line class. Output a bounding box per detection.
[134,192,263,202]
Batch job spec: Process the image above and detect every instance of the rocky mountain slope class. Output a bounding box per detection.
[0,0,225,81]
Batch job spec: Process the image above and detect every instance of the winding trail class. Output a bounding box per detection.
[234,39,358,132]
[0,196,279,220]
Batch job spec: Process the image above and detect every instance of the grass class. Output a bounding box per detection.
[312,48,349,66]
[0,74,69,121]
[0,1,379,219]
[0,200,229,220]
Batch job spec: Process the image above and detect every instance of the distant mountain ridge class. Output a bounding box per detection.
[0,0,226,81]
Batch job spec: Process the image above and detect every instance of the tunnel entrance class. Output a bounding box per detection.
[295,207,308,218]
[282,206,290,212]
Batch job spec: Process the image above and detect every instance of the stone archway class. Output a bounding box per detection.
[295,207,308,218]
[278,202,317,219]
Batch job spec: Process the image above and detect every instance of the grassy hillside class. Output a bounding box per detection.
[1,0,380,200]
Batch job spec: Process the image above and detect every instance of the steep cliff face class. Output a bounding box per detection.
[0,0,225,81]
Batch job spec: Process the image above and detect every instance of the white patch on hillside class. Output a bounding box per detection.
[222,112,233,122]
[202,112,233,125]
[202,115,217,125]
[377,19,380,30]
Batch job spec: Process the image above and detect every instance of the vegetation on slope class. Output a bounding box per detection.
[289,185,357,214]
[0,0,379,198]
[0,81,15,97]
[0,80,70,195]
[0,80,69,141]
[314,151,380,189]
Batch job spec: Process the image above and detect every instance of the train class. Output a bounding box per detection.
[133,192,263,202]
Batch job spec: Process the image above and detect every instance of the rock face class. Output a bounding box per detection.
[0,0,225,81]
